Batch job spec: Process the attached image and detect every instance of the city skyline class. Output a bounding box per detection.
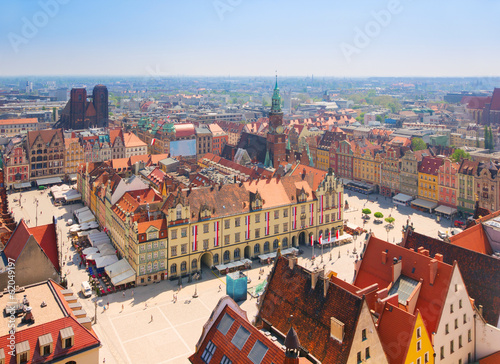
[1,0,499,77]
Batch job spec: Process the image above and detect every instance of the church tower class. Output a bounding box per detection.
[266,76,286,169]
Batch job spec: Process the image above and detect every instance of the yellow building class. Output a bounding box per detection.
[450,133,484,148]
[316,147,330,171]
[161,171,344,279]
[64,137,85,177]
[353,145,382,187]
[418,156,443,202]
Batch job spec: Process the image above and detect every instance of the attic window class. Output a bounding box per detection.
[247,340,269,364]
[39,333,53,356]
[60,327,74,349]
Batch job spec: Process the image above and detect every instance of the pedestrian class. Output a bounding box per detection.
[122,291,125,298]
[103,358,106,363]
[131,290,134,297]
[107,302,109,309]
[150,314,153,322]
[218,284,221,292]
[121,304,124,311]
[145,302,148,309]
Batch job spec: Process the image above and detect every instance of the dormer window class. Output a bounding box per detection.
[147,230,158,240]
[176,205,182,220]
[15,341,30,363]
[60,327,74,349]
[39,333,53,356]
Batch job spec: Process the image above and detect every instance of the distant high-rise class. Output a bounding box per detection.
[56,85,109,129]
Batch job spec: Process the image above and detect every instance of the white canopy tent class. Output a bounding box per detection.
[435,205,457,216]
[98,243,116,256]
[105,259,136,286]
[393,193,413,206]
[86,253,102,261]
[77,211,95,224]
[82,247,99,255]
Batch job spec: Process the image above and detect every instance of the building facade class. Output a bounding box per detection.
[0,118,38,136]
[3,137,29,188]
[64,137,84,176]
[380,147,401,197]
[437,158,459,208]
[457,160,479,216]
[27,129,65,180]
[353,146,382,188]
[399,150,419,198]
[418,156,444,202]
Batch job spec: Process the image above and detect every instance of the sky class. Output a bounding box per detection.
[0,0,499,77]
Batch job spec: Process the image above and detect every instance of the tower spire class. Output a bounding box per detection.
[271,73,282,113]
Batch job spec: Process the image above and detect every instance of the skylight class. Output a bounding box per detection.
[217,313,234,335]
[247,340,269,364]
[231,326,250,350]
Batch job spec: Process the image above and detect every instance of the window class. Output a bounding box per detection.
[365,347,370,359]
[463,314,467,324]
[450,304,454,313]
[235,218,241,227]
[417,327,421,339]
[440,346,444,360]
[283,222,288,232]
[248,340,269,364]
[201,341,216,363]
[171,246,177,257]
[181,244,187,254]
[171,229,177,239]
[274,210,279,219]
[459,299,462,309]
[203,224,209,233]
[43,345,51,356]
[459,335,463,348]
[264,241,270,252]
[170,264,177,274]
[213,254,219,264]
[468,329,472,342]
[362,329,367,341]
[417,340,421,351]
[357,351,362,364]
[234,248,240,259]
[235,232,240,243]
[220,355,232,364]
[424,352,429,363]
[223,251,230,262]
[274,224,279,234]
[255,229,260,238]
[225,220,230,229]
[254,244,260,254]
[181,228,187,238]
[255,214,260,223]
[224,235,230,245]
[176,205,182,220]
[417,358,421,364]
[180,261,187,271]
[450,340,454,353]
[283,209,288,218]
[455,318,458,329]
[231,326,250,350]
[445,324,449,334]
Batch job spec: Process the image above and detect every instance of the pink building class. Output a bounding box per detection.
[438,158,459,208]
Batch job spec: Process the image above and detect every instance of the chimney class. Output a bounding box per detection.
[422,249,430,257]
[288,256,298,270]
[418,247,425,255]
[479,305,483,317]
[381,251,387,264]
[323,273,330,298]
[392,258,402,283]
[429,259,438,285]
[330,317,344,343]
[434,253,443,262]
[311,269,323,290]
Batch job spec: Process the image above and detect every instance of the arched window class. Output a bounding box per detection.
[234,248,240,259]
[31,157,35,162]
[36,156,42,162]
[264,241,270,252]
[325,229,329,240]
[273,239,279,250]
[282,237,288,248]
[254,244,260,254]
[213,253,219,264]
[180,261,187,271]
[170,264,177,274]
[191,259,197,270]
[223,251,230,262]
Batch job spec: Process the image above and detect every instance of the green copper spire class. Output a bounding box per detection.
[271,75,282,113]
[264,149,271,168]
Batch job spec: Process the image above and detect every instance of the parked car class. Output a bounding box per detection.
[438,230,447,239]
[454,220,466,228]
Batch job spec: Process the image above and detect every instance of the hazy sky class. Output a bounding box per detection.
[1,0,499,77]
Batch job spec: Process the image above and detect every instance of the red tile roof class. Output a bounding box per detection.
[189,299,285,364]
[0,118,38,126]
[448,224,493,255]
[402,230,500,327]
[489,88,500,111]
[355,235,453,335]
[175,123,196,138]
[137,218,167,235]
[257,256,364,364]
[418,156,444,176]
[289,164,327,190]
[29,222,60,272]
[480,351,500,364]
[2,219,31,261]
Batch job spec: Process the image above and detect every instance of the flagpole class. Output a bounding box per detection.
[321,235,323,263]
[312,234,314,264]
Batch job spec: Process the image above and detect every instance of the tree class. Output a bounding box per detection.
[362,208,371,217]
[484,125,490,150]
[450,149,471,163]
[52,107,57,122]
[411,138,427,151]
[385,217,395,225]
[374,212,384,218]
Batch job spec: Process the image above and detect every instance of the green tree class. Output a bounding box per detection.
[411,138,427,151]
[385,217,395,224]
[262,97,269,107]
[362,208,371,217]
[484,125,489,150]
[450,149,471,163]
[52,107,57,122]
[374,212,384,218]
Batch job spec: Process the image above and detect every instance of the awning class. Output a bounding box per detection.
[77,211,95,224]
[105,259,136,286]
[95,255,119,268]
[13,182,31,189]
[411,198,438,211]
[215,264,228,271]
[98,243,116,256]
[435,205,457,215]
[82,247,99,255]
[393,193,413,203]
[36,177,62,186]
[85,253,101,260]
[69,173,78,181]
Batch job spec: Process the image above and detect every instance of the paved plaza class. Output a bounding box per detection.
[6,188,452,363]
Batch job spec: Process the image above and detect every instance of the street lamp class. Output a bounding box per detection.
[352,234,357,255]
[386,224,391,242]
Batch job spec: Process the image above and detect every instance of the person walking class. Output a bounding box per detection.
[150,315,153,323]
[121,304,124,311]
